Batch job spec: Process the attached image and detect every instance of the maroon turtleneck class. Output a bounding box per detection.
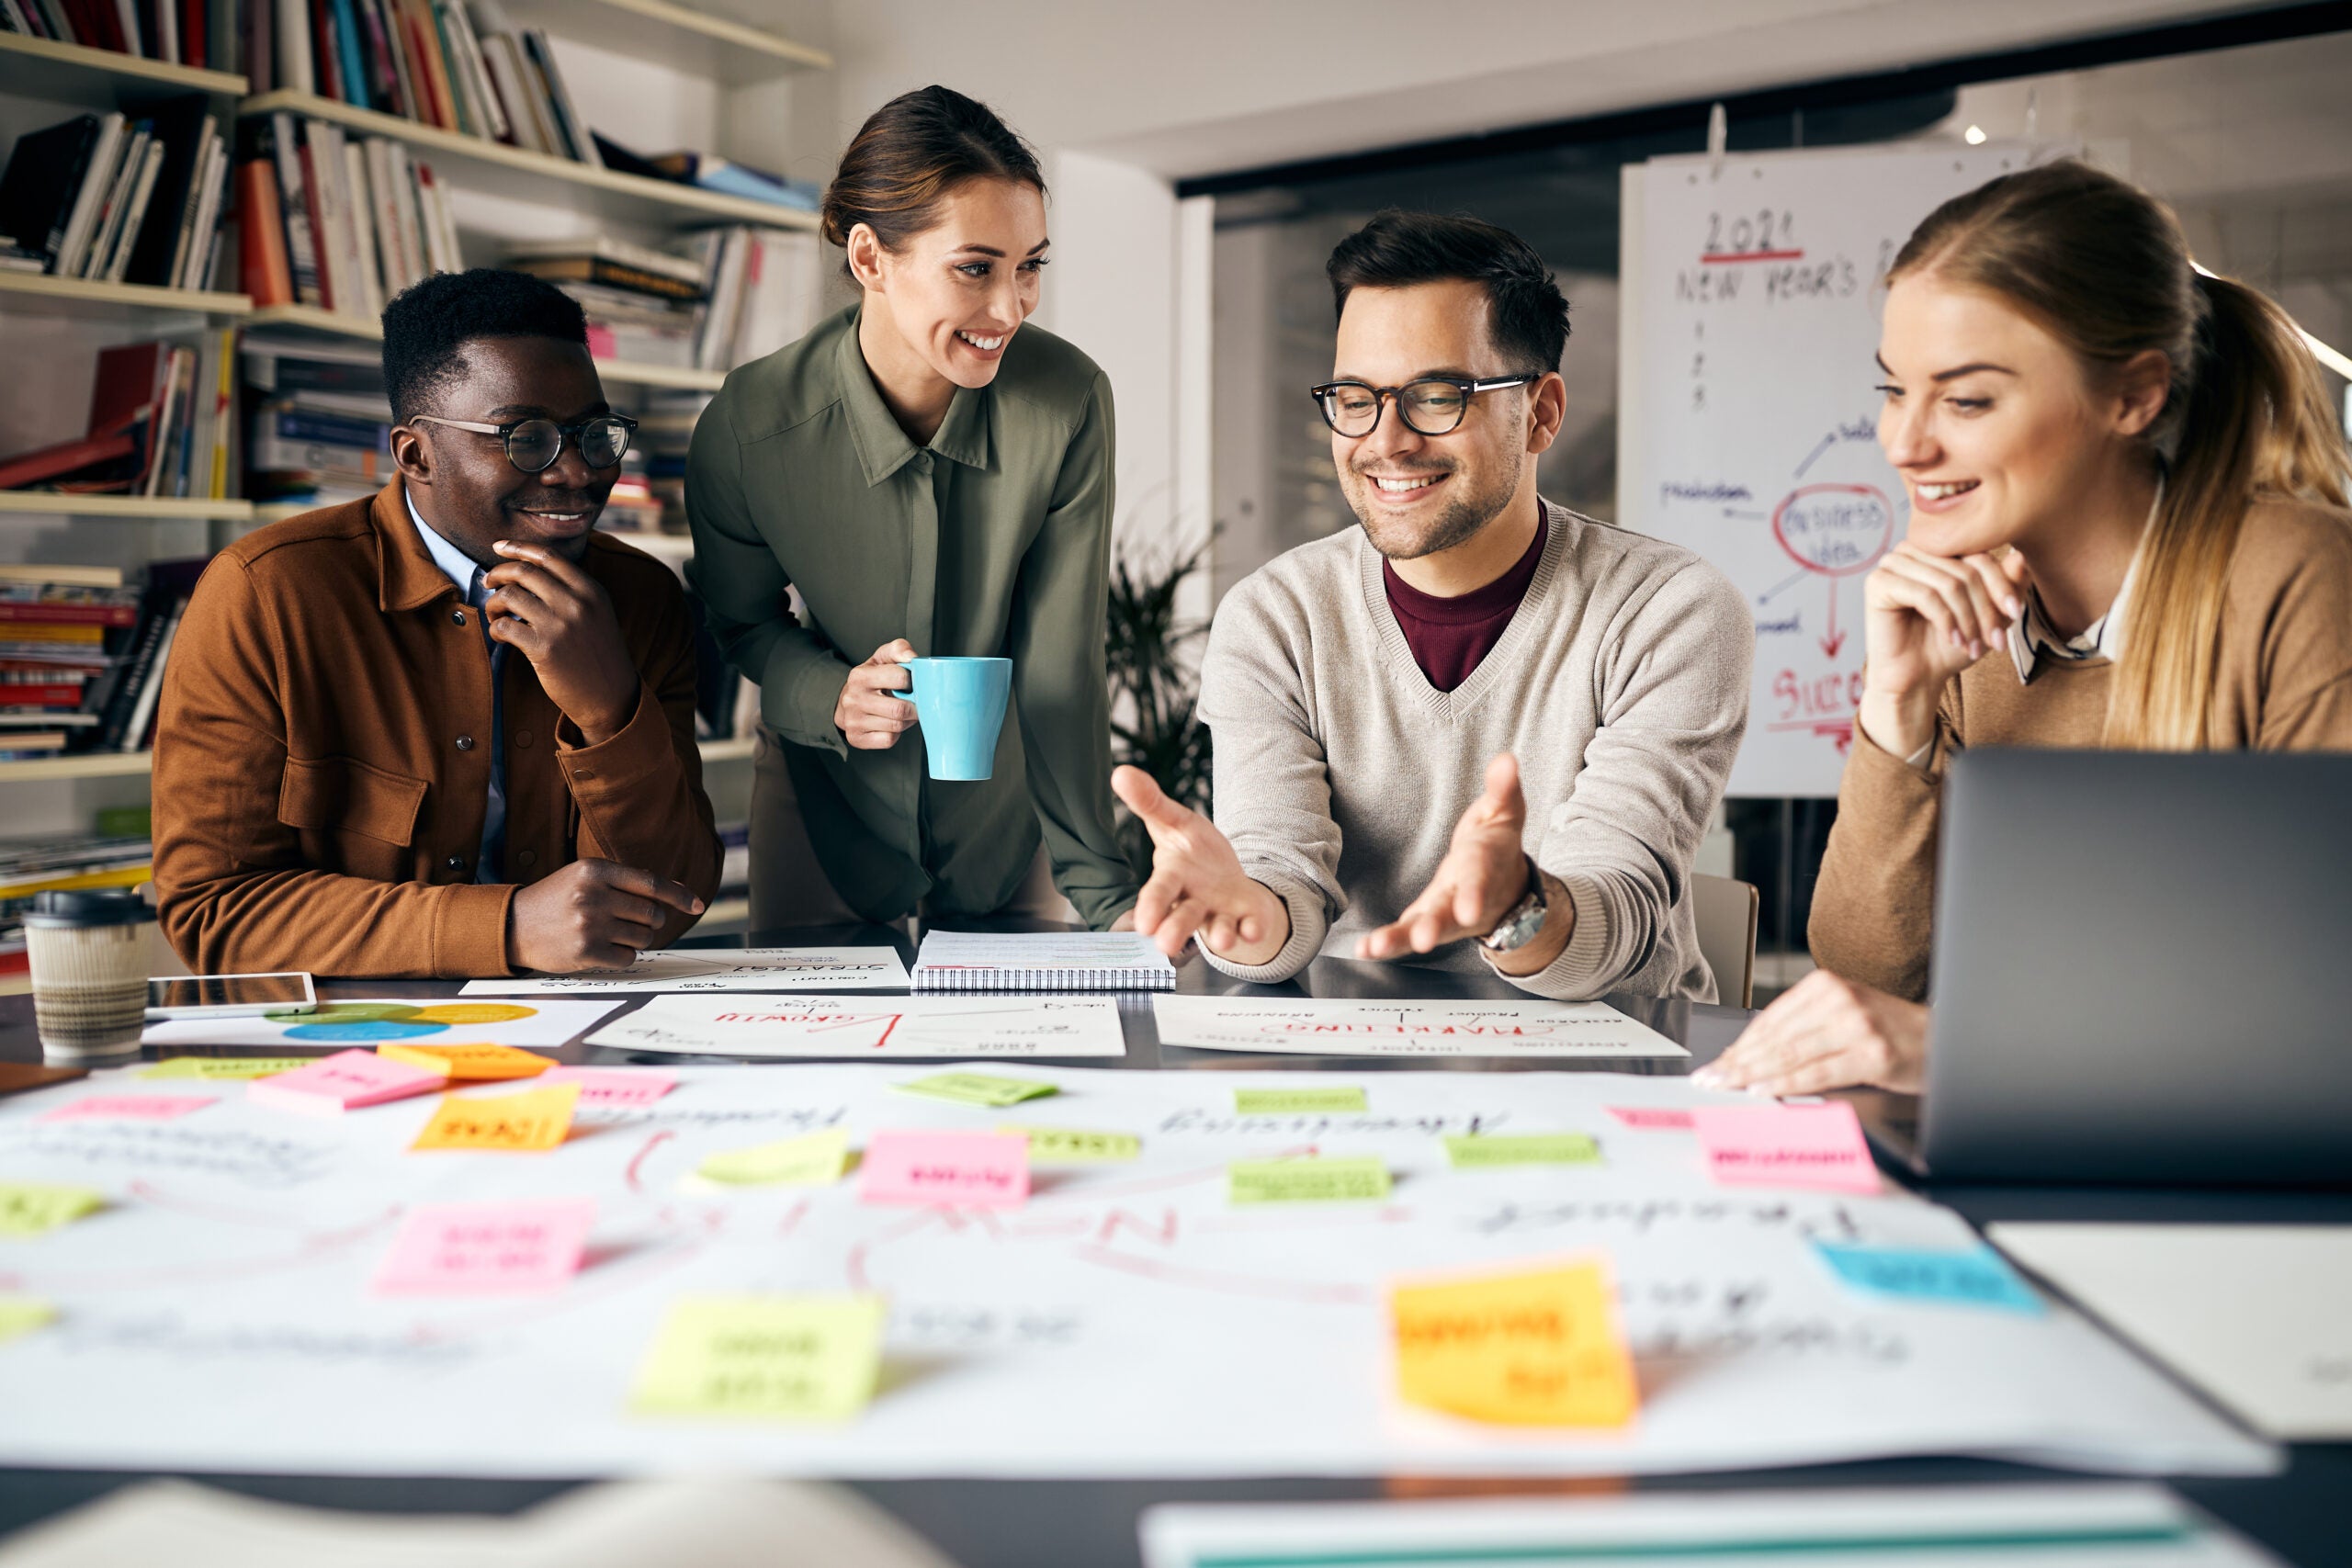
[1381,513,1547,693]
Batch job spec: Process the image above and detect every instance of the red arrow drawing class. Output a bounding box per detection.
[1819,581,1848,659]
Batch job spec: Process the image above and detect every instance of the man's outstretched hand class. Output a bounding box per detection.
[1112,764,1289,964]
[1356,753,1571,976]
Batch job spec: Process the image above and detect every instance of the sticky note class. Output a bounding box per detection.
[1690,1102,1881,1195]
[1443,1133,1601,1168]
[1606,1106,1695,1131]
[859,1130,1029,1207]
[999,1124,1140,1163]
[698,1128,851,1187]
[410,1081,582,1152]
[406,1003,539,1025]
[373,1198,597,1296]
[895,1072,1058,1108]
[538,1066,678,1107]
[378,1042,553,1080]
[1229,1156,1391,1203]
[0,1297,58,1343]
[39,1094,217,1123]
[1391,1259,1638,1427]
[140,1056,314,1080]
[246,1049,447,1114]
[1235,1087,1367,1114]
[0,1182,105,1237]
[631,1293,886,1422]
[1815,1242,2044,1314]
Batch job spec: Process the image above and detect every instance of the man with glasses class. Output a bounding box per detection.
[1114,212,1750,998]
[153,269,719,978]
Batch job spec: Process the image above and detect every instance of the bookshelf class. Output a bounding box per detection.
[0,735,755,784]
[241,90,822,231]
[0,30,247,107]
[0,271,249,320]
[0,491,253,522]
[243,305,727,392]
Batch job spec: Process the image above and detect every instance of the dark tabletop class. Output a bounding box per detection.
[3,920,2346,1567]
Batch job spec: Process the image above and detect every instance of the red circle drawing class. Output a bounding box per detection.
[1771,483,1893,577]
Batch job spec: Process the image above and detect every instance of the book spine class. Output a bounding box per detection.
[269,111,322,308]
[104,139,164,284]
[119,598,184,752]
[96,598,169,750]
[0,605,141,627]
[236,153,293,307]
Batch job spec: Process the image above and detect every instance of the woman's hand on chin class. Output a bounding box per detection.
[1692,969,1931,1097]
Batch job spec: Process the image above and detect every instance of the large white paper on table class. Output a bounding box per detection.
[0,1065,2273,1480]
[1141,1484,2282,1568]
[459,947,910,995]
[584,995,1127,1057]
[1153,996,1687,1058]
[142,998,623,1050]
[1989,1223,2352,1441]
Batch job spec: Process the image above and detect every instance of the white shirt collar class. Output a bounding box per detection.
[403,483,483,596]
[2006,486,2159,682]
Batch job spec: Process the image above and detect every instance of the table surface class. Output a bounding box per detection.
[4,921,2346,1568]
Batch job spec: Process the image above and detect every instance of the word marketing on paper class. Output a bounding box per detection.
[1152,997,1686,1058]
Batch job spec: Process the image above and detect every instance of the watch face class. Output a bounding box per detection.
[1482,890,1547,953]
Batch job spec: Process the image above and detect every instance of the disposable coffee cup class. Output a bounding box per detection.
[900,656,1012,781]
[25,889,155,1062]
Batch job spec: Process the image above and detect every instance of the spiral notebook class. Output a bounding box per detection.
[910,931,1178,992]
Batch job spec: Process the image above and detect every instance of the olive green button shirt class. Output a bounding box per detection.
[685,304,1138,929]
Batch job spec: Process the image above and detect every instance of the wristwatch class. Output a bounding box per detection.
[1478,854,1549,953]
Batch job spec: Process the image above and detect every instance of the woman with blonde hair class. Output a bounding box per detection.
[1699,157,2352,1098]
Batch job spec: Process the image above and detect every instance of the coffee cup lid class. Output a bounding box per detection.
[26,889,153,929]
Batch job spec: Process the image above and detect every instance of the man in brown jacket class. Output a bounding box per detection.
[154,269,719,978]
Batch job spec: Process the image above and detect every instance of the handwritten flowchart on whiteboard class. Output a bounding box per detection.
[1623,142,2064,795]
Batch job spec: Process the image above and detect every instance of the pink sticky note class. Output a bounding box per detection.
[372,1197,597,1296]
[1607,1106,1695,1131]
[538,1067,677,1107]
[246,1049,447,1115]
[1691,1102,1881,1194]
[859,1130,1029,1209]
[40,1095,218,1123]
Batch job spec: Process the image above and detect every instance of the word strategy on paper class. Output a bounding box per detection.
[1152,996,1686,1058]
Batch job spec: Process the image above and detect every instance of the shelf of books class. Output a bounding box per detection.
[0,29,247,107]
[0,271,249,319]
[0,492,251,522]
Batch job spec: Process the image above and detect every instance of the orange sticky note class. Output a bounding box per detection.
[1390,1258,1638,1428]
[410,1081,582,1153]
[379,1042,554,1081]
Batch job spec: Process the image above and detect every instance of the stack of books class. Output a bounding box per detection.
[0,1,239,71]
[0,96,232,287]
[0,832,156,985]
[261,0,601,167]
[505,236,704,370]
[679,225,824,372]
[0,333,238,500]
[237,108,461,318]
[0,558,204,760]
[241,327,392,505]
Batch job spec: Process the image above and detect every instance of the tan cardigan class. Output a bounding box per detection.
[1810,497,2352,1001]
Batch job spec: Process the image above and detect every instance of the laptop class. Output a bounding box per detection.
[1883,748,2352,1185]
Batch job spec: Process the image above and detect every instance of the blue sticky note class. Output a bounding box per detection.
[1813,1242,2043,1314]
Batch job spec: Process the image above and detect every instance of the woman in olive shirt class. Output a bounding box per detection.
[687,87,1138,931]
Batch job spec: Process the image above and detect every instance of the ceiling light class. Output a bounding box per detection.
[1963,125,1987,145]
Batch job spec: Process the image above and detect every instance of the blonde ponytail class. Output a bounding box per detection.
[1889,161,2352,750]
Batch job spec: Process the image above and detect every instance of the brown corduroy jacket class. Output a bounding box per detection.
[153,481,721,978]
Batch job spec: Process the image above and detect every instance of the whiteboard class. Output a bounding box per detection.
[0,1061,2268,1480]
[1619,142,2053,796]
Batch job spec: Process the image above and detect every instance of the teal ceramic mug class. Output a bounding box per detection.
[899,657,1012,781]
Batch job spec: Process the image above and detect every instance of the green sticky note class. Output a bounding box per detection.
[1442,1133,1603,1168]
[1235,1087,1367,1114]
[0,1297,57,1344]
[0,1183,106,1238]
[1229,1156,1391,1204]
[896,1072,1058,1108]
[999,1124,1140,1163]
[697,1128,851,1187]
[141,1056,313,1081]
[631,1293,886,1422]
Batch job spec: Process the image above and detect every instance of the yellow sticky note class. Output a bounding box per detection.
[1228,1156,1390,1203]
[140,1056,313,1080]
[0,1296,57,1343]
[1442,1133,1602,1168]
[1236,1087,1366,1114]
[698,1128,851,1187]
[631,1293,885,1422]
[896,1072,1057,1108]
[379,1042,553,1080]
[410,1081,582,1153]
[0,1182,105,1237]
[1390,1259,1638,1428]
[998,1124,1140,1163]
